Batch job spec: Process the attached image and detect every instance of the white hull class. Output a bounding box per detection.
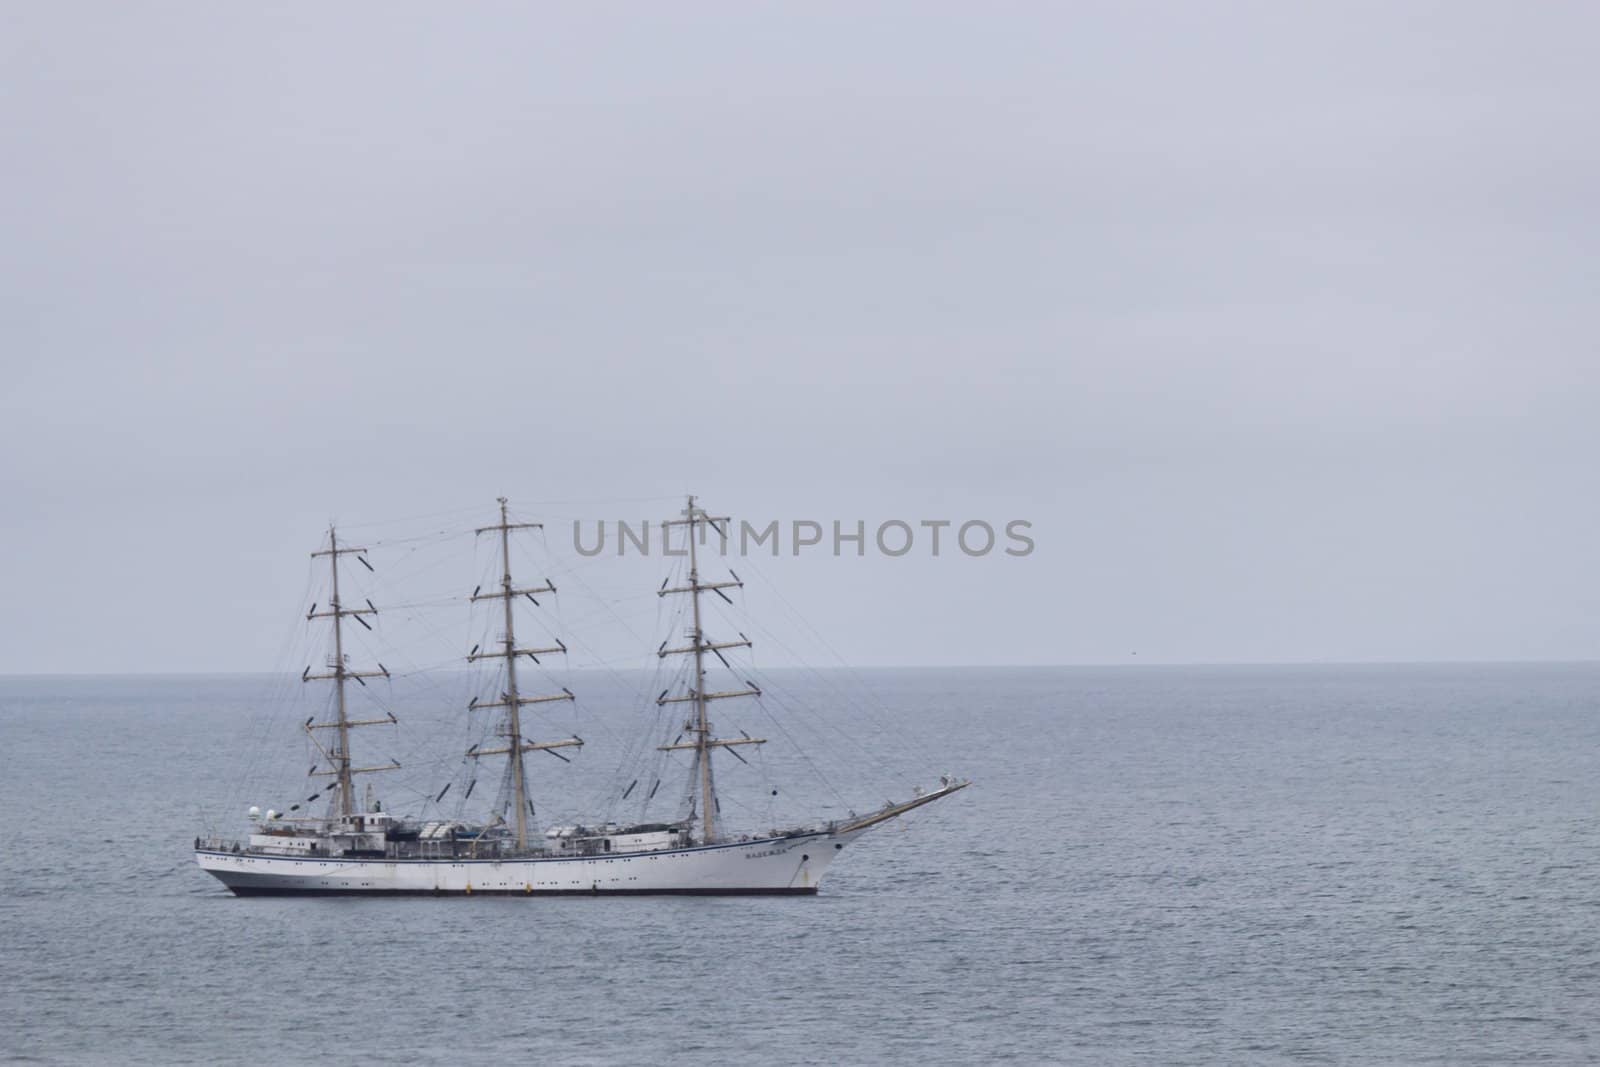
[196,828,861,896]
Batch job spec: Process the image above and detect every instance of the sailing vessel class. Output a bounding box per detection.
[195,496,968,895]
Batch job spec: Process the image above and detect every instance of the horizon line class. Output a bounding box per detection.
[2,656,1598,679]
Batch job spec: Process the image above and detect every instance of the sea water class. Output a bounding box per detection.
[1,664,1596,1064]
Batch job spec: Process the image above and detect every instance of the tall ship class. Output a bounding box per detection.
[195,496,968,895]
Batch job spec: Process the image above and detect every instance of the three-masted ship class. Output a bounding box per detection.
[195,496,967,895]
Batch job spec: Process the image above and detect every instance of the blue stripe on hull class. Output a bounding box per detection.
[226,885,820,897]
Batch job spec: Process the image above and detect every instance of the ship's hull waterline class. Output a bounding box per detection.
[196,828,861,896]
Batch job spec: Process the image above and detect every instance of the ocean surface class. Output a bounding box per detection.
[2,664,1597,1065]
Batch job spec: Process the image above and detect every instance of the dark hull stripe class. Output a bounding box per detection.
[226,886,820,897]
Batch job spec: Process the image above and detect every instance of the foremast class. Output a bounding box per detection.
[304,529,398,822]
[468,497,582,851]
[658,495,764,844]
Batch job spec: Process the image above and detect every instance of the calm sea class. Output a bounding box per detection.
[1,664,1597,1065]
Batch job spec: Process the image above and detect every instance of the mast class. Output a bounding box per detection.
[305,528,397,821]
[468,498,583,851]
[658,496,764,843]
[329,531,354,818]
[688,498,711,842]
[497,499,531,849]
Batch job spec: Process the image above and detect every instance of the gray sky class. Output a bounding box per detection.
[2,2,1597,673]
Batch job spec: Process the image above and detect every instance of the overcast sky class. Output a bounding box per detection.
[2,2,1597,673]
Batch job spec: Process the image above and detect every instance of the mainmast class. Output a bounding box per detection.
[468,498,583,851]
[658,495,764,843]
[305,528,397,821]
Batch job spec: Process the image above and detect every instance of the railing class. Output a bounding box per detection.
[195,837,244,852]
[194,823,842,860]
